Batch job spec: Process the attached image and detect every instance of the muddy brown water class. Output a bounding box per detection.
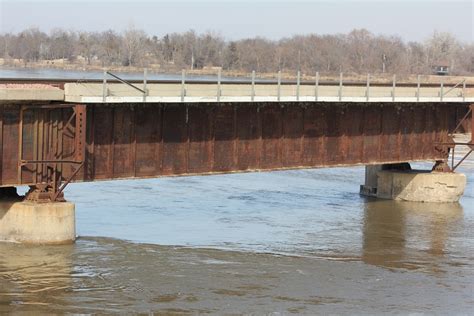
[1,160,473,314]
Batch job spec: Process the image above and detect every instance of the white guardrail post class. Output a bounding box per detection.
[417,74,420,102]
[462,79,466,102]
[217,68,221,103]
[296,70,300,101]
[315,71,319,102]
[338,72,343,101]
[181,69,186,102]
[440,78,444,102]
[102,69,107,102]
[277,71,281,102]
[251,70,256,102]
[392,74,396,102]
[143,68,147,102]
[366,73,370,102]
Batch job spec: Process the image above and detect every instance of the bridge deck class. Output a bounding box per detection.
[1,77,473,103]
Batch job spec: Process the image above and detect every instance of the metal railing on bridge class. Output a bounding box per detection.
[1,70,472,103]
[82,69,473,104]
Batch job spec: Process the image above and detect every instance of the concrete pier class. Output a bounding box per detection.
[360,164,466,203]
[0,198,75,244]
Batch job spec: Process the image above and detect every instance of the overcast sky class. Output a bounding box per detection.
[0,0,472,42]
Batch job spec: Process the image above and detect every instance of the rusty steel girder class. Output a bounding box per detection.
[81,102,466,182]
[0,102,471,199]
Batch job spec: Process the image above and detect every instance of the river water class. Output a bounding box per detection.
[0,162,473,314]
[1,68,473,314]
[0,67,251,82]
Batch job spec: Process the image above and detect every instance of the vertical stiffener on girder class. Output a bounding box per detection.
[17,104,86,202]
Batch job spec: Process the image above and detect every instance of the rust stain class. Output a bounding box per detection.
[0,102,470,187]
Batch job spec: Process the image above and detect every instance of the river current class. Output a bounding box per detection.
[0,163,472,314]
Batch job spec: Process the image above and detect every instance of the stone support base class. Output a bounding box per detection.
[361,165,466,203]
[0,200,75,244]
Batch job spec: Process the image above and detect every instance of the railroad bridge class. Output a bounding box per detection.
[0,72,473,244]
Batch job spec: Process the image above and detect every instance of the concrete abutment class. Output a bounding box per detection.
[361,164,466,203]
[0,188,75,244]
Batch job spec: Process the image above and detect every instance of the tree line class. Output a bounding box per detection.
[1,27,473,75]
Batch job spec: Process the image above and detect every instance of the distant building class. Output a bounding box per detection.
[433,60,450,76]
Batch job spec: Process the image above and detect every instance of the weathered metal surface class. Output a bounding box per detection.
[0,102,470,187]
[440,104,474,172]
[4,104,86,200]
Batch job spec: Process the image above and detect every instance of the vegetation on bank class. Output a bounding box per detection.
[1,27,473,78]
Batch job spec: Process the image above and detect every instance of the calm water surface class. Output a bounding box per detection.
[1,162,473,314]
[0,67,256,82]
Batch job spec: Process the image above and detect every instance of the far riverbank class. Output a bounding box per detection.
[1,60,473,85]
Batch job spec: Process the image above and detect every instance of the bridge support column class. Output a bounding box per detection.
[0,187,75,244]
[360,163,466,203]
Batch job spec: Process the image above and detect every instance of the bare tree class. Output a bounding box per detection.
[11,28,47,66]
[1,26,473,76]
[223,41,239,70]
[425,31,461,71]
[122,26,147,66]
[78,32,100,65]
[98,30,121,66]
[49,28,76,61]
